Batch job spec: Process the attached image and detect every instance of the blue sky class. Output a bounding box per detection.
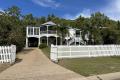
[0,0,120,20]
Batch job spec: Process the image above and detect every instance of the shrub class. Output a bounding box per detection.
[39,43,47,49]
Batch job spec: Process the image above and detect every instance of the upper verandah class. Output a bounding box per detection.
[26,21,58,36]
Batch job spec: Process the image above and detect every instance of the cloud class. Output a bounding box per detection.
[79,9,91,18]
[64,0,120,21]
[64,9,91,20]
[0,8,4,12]
[101,0,120,20]
[32,0,60,8]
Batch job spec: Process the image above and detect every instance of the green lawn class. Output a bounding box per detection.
[41,47,50,58]
[40,47,120,76]
[58,57,120,76]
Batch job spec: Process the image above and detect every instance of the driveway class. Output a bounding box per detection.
[0,48,87,80]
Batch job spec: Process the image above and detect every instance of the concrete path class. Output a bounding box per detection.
[86,72,120,80]
[0,48,87,80]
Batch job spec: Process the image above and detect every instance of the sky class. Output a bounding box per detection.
[0,0,120,20]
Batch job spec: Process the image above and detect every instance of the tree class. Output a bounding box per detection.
[5,6,21,18]
[22,13,36,26]
[40,16,46,24]
[0,6,25,51]
[55,25,69,44]
[101,29,118,44]
[47,14,52,21]
[90,12,109,28]
[1,5,120,52]
[89,12,109,44]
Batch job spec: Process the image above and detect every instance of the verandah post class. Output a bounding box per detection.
[26,37,28,48]
[47,25,48,46]
[38,27,41,46]
[56,30,57,45]
[26,27,28,48]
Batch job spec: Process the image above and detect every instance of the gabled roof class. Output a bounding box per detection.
[41,21,56,26]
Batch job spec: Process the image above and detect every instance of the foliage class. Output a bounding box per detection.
[75,12,120,45]
[0,6,25,51]
[39,43,47,49]
[1,6,120,52]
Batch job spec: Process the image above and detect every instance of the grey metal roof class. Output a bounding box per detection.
[41,21,56,26]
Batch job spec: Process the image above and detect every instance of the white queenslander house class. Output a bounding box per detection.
[26,21,87,47]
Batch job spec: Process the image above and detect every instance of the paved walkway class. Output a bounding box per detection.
[0,48,87,80]
[1,48,119,80]
[86,72,120,80]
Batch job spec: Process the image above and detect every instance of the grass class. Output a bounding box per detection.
[58,57,120,76]
[41,47,50,58]
[40,47,120,76]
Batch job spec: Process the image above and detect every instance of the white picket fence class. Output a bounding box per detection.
[50,45,120,62]
[0,45,16,63]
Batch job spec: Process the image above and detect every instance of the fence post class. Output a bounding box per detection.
[112,45,116,56]
[70,46,72,57]
[50,44,58,62]
[88,46,91,57]
[111,45,114,56]
[11,45,16,63]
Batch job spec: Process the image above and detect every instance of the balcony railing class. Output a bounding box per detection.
[40,30,57,34]
[48,30,57,34]
[27,27,57,36]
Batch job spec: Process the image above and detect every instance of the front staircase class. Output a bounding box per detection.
[68,36,85,45]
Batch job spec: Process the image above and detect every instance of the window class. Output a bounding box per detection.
[34,28,39,35]
[28,27,33,35]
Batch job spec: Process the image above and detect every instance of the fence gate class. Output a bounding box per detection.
[0,45,16,63]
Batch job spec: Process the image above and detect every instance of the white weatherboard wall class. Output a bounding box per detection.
[0,45,16,63]
[50,45,120,62]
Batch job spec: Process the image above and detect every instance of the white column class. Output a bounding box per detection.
[26,27,28,36]
[38,27,41,46]
[38,38,41,46]
[33,27,34,35]
[26,27,28,48]
[56,37,57,45]
[75,38,76,45]
[61,37,62,45]
[56,30,57,45]
[79,31,81,45]
[75,30,76,45]
[47,25,48,46]
[26,37,28,48]
[79,39,80,45]
[47,37,48,46]
[39,26,41,35]
[67,34,68,46]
